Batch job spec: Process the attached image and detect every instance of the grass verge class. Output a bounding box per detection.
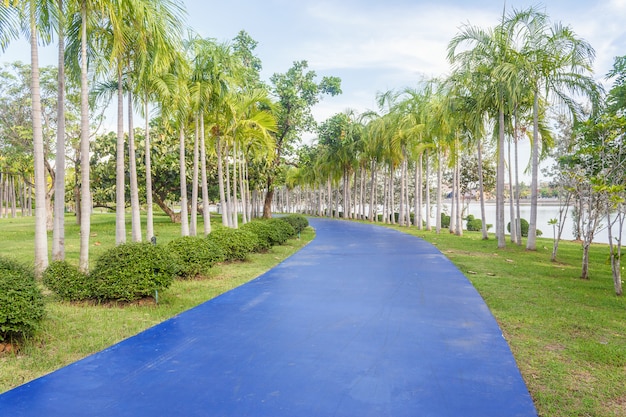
[0,213,314,393]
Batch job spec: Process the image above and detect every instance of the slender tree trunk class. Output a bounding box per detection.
[216,136,229,227]
[477,140,488,240]
[369,162,376,221]
[145,98,155,241]
[496,108,506,248]
[115,70,126,245]
[231,143,239,228]
[179,127,189,236]
[450,159,456,234]
[436,149,442,234]
[425,150,431,231]
[52,0,66,261]
[415,153,422,229]
[30,2,48,276]
[455,151,462,236]
[199,113,211,235]
[190,116,199,236]
[78,0,91,272]
[514,115,522,244]
[527,90,540,250]
[128,92,142,242]
[225,145,234,227]
[508,137,516,244]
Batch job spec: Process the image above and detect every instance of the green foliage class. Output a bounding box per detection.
[240,219,295,251]
[466,215,483,232]
[167,237,225,278]
[0,257,45,342]
[280,214,309,234]
[207,228,258,261]
[43,261,92,301]
[90,243,177,302]
[441,213,451,228]
[266,218,296,242]
[508,218,529,237]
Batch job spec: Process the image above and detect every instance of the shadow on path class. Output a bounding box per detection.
[0,218,537,416]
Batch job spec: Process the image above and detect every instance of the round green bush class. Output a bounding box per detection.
[43,261,92,301]
[0,257,45,341]
[90,243,178,302]
[240,221,274,252]
[266,218,296,243]
[207,228,258,261]
[167,236,225,278]
[508,218,529,237]
[280,214,309,234]
[441,213,451,228]
[466,215,483,232]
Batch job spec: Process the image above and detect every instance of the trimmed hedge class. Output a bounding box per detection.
[90,243,178,302]
[207,228,258,261]
[167,236,225,278]
[266,218,296,242]
[0,257,45,342]
[239,221,274,252]
[280,214,309,234]
[43,261,92,301]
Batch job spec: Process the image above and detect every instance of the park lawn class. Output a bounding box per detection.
[0,213,315,393]
[383,223,626,417]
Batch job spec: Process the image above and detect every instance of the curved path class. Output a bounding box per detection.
[0,219,537,416]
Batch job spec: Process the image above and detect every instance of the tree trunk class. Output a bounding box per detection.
[78,0,91,272]
[128,92,142,242]
[477,140,488,240]
[115,70,126,245]
[52,0,66,261]
[507,136,516,244]
[216,136,230,226]
[436,149,442,234]
[425,150,431,231]
[200,113,211,235]
[145,97,155,241]
[527,90,540,250]
[415,153,422,229]
[190,116,200,236]
[179,127,189,236]
[496,108,506,248]
[30,2,48,277]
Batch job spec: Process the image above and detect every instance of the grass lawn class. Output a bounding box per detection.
[0,212,314,393]
[380,223,626,417]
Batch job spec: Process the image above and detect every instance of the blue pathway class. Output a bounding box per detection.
[0,219,537,416]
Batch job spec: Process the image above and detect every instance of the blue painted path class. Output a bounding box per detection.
[0,219,537,416]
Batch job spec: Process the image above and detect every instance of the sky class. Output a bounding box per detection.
[1,0,625,177]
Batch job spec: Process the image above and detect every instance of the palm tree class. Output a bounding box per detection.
[506,7,599,250]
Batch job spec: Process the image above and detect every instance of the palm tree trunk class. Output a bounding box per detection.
[527,90,540,250]
[477,139,488,240]
[216,136,229,227]
[514,129,522,244]
[78,0,91,272]
[425,150,431,231]
[179,126,189,236]
[190,116,199,236]
[415,152,422,229]
[115,70,126,245]
[496,108,506,248]
[231,143,239,228]
[369,161,376,221]
[199,113,211,235]
[30,2,48,276]
[145,98,154,241]
[52,0,66,261]
[508,137,516,244]
[128,92,142,242]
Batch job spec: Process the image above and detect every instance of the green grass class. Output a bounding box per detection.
[0,213,314,393]
[377,223,626,417]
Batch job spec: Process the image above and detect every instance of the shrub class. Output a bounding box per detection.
[0,257,45,342]
[466,215,484,232]
[43,261,92,301]
[508,218,529,237]
[441,213,451,228]
[90,243,178,302]
[167,236,225,278]
[207,228,258,261]
[240,221,275,252]
[267,218,296,242]
[280,214,309,234]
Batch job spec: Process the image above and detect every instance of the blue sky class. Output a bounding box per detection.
[2,0,624,128]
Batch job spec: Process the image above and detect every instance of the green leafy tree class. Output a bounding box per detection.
[262,60,341,218]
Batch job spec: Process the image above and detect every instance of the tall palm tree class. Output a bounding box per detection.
[506,7,599,250]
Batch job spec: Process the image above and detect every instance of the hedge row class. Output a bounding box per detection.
[43,215,309,302]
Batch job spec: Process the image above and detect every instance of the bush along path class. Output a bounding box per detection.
[0,218,536,416]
